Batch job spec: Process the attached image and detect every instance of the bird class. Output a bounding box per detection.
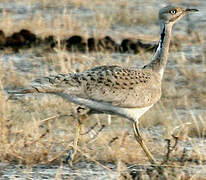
[9,5,198,164]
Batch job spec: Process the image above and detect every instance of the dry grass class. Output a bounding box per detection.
[1,48,206,177]
[0,0,206,178]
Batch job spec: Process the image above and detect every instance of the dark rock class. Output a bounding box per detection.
[121,38,157,54]
[44,35,57,48]
[87,37,97,52]
[138,40,157,52]
[66,35,87,52]
[120,39,140,53]
[0,30,6,49]
[97,36,118,52]
[19,29,36,45]
[5,32,25,51]
[5,29,37,51]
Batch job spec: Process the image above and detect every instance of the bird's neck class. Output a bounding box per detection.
[144,23,173,79]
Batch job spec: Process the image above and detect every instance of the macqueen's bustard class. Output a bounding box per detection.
[10,5,198,164]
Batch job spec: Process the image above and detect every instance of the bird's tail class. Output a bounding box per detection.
[8,86,63,94]
[7,76,65,97]
[8,87,39,94]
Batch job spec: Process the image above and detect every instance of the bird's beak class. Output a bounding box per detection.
[185,8,199,13]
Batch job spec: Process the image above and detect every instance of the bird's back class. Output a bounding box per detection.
[29,65,162,108]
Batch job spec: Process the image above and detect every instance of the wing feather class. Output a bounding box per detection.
[13,66,162,108]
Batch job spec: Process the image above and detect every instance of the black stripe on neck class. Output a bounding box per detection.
[160,25,165,48]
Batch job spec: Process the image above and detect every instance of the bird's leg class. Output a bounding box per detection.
[133,122,157,164]
[66,116,81,166]
[66,106,88,165]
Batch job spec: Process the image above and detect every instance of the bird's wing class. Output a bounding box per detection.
[12,65,162,108]
[74,66,162,108]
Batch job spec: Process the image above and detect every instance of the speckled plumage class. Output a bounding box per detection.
[30,66,162,108]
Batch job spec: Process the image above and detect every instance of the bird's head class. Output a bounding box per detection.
[159,5,198,24]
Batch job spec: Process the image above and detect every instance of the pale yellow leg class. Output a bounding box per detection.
[133,122,156,164]
[69,119,81,166]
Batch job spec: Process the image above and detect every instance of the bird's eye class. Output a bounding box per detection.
[170,9,177,14]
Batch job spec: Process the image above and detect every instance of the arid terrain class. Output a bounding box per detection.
[0,0,206,179]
